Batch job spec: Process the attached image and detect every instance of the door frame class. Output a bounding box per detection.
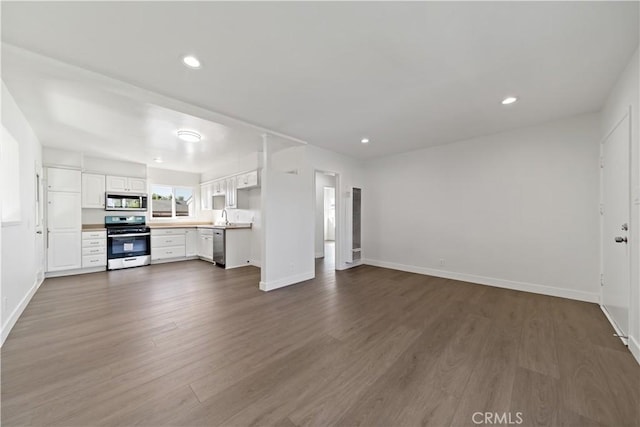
[600,106,633,343]
[313,169,340,270]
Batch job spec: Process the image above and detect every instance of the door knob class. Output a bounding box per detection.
[614,236,628,243]
[36,230,43,234]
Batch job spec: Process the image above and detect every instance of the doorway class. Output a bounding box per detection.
[601,108,631,342]
[315,171,336,272]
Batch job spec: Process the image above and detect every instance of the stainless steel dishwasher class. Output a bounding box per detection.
[212,228,225,267]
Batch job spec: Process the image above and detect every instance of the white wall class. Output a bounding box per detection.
[364,112,601,302]
[601,47,640,362]
[1,82,43,344]
[315,172,335,257]
[260,144,314,291]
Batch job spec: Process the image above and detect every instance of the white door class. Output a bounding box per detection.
[48,192,82,230]
[35,165,45,282]
[128,178,147,193]
[106,176,127,192]
[602,111,631,338]
[48,231,81,271]
[47,168,81,192]
[82,173,106,208]
[186,230,198,257]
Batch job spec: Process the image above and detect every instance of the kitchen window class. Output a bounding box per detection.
[151,185,194,218]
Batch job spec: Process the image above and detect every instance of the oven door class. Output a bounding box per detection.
[107,233,151,259]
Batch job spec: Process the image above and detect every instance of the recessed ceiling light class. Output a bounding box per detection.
[182,55,201,69]
[177,129,201,143]
[361,138,370,144]
[153,157,163,163]
[501,96,518,105]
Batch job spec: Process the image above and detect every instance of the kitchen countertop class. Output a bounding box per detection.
[82,224,107,231]
[147,222,252,230]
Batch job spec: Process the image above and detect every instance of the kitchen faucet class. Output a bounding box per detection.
[221,209,229,225]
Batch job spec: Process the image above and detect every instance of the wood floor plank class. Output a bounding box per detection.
[1,258,638,427]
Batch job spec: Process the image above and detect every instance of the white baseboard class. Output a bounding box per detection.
[260,271,314,292]
[600,305,628,345]
[629,335,640,365]
[250,259,262,268]
[315,252,324,259]
[1,276,44,346]
[45,266,105,278]
[363,259,600,303]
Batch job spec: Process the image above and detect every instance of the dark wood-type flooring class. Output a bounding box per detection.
[2,253,638,426]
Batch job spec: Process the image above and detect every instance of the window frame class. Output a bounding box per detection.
[150,184,195,220]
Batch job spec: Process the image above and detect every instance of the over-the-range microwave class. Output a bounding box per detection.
[105,193,148,211]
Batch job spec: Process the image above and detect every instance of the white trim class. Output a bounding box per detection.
[1,276,44,346]
[250,259,262,268]
[45,266,105,278]
[599,106,633,339]
[315,251,324,258]
[600,304,628,345]
[629,335,640,365]
[363,259,600,303]
[260,271,314,292]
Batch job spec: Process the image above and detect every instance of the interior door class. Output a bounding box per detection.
[35,164,44,282]
[602,110,631,338]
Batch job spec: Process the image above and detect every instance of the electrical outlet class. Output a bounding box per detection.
[439,258,445,267]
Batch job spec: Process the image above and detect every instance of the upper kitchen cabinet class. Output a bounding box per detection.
[47,168,81,192]
[200,182,213,210]
[236,170,260,189]
[106,176,147,193]
[225,177,237,208]
[212,180,226,196]
[82,173,105,208]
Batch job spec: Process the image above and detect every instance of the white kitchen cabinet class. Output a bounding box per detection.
[48,231,82,272]
[236,170,260,189]
[82,173,106,208]
[47,168,81,192]
[46,167,82,273]
[128,178,147,193]
[200,183,213,210]
[186,229,198,257]
[106,176,147,193]
[198,228,214,261]
[212,180,226,196]
[81,230,106,268]
[151,228,189,262]
[225,177,237,208]
[151,234,186,248]
[48,192,81,230]
[224,229,252,268]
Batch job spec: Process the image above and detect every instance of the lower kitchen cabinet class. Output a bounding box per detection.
[151,228,199,262]
[151,228,186,261]
[186,229,198,257]
[82,230,106,268]
[217,228,252,269]
[198,229,214,261]
[47,231,82,272]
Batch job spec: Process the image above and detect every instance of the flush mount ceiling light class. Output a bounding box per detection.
[176,129,202,143]
[182,55,201,69]
[361,138,370,144]
[153,157,163,163]
[501,96,518,105]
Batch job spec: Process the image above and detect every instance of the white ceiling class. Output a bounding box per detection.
[2,1,639,162]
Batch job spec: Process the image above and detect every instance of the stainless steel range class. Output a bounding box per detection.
[105,216,151,270]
